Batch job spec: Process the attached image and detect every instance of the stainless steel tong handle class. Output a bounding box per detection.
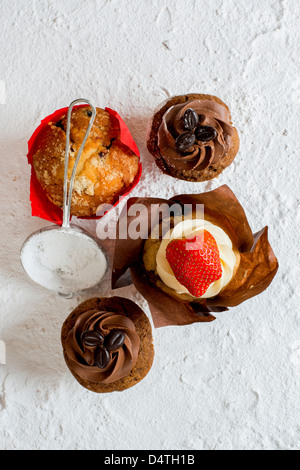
[62,99,96,228]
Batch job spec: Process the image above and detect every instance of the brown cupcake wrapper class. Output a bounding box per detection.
[112,185,279,328]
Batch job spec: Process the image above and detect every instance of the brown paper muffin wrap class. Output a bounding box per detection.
[112,185,279,328]
[61,297,154,392]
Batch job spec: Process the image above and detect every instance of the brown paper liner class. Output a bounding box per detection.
[112,185,279,328]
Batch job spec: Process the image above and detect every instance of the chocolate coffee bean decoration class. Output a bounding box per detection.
[81,330,104,348]
[94,347,111,369]
[195,125,217,142]
[106,330,126,352]
[175,132,196,153]
[182,108,199,131]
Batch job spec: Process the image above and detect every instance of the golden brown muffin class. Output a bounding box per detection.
[32,107,140,217]
[61,297,154,393]
[147,93,240,182]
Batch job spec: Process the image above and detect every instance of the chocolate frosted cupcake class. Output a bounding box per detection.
[147,94,240,182]
[61,297,154,392]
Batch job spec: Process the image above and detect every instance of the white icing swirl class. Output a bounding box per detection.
[156,219,236,299]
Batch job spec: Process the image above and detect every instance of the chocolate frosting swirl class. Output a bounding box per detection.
[64,309,140,384]
[158,99,237,172]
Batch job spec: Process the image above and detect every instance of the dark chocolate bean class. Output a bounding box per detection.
[55,120,65,131]
[81,330,104,348]
[182,108,199,131]
[195,125,217,142]
[94,347,111,369]
[175,132,196,153]
[105,330,126,352]
[107,138,115,150]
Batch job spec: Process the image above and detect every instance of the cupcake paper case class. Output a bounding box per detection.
[27,105,142,224]
[112,185,279,328]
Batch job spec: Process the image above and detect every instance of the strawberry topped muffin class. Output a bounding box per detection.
[150,217,240,302]
[112,186,278,328]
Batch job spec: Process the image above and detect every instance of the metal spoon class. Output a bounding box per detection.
[20,99,108,297]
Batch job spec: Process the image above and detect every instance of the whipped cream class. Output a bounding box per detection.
[156,218,236,299]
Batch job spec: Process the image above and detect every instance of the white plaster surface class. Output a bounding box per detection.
[0,0,299,451]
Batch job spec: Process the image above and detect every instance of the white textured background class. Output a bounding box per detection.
[0,0,299,451]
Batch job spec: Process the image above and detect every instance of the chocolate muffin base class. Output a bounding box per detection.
[61,297,154,393]
[147,93,240,182]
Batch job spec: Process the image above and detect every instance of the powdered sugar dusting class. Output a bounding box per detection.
[21,228,107,295]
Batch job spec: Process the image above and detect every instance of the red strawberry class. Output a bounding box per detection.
[166,230,222,297]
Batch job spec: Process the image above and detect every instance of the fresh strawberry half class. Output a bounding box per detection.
[166,230,222,297]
